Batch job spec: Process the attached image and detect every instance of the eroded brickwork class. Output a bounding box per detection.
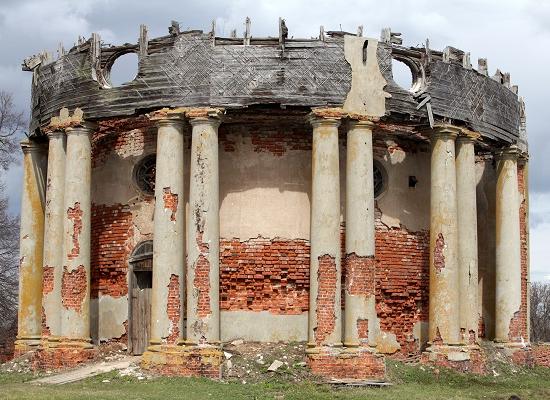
[308,350,385,380]
[315,255,337,346]
[513,345,550,367]
[357,319,369,342]
[162,188,178,221]
[194,233,211,319]
[61,265,87,312]
[219,237,310,314]
[41,265,54,335]
[166,274,181,344]
[32,347,97,370]
[67,203,83,260]
[92,116,155,167]
[90,204,133,299]
[141,346,223,378]
[421,347,486,374]
[374,209,430,354]
[218,123,311,155]
[345,253,375,296]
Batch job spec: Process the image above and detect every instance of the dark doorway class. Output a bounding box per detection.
[128,241,153,355]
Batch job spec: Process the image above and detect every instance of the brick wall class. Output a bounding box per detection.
[220,237,310,314]
[90,204,133,299]
[374,208,430,354]
[92,116,155,167]
[89,116,431,356]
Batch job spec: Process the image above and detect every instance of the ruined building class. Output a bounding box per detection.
[14,20,539,378]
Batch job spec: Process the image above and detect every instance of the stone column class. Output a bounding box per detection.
[428,126,460,346]
[308,114,342,349]
[148,113,185,347]
[15,140,47,353]
[456,133,479,344]
[186,109,222,345]
[60,123,94,346]
[344,119,377,348]
[41,130,66,341]
[495,145,522,344]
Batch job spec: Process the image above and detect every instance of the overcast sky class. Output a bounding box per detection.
[0,0,548,280]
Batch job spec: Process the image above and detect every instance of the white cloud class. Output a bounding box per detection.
[530,192,550,282]
[0,0,548,282]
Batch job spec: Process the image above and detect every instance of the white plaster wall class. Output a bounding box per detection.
[219,132,311,240]
[90,123,434,343]
[376,140,431,232]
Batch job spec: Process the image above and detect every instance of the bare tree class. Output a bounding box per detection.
[530,282,550,342]
[0,89,24,350]
[0,186,18,327]
[0,91,24,169]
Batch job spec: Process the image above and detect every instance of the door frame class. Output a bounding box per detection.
[127,240,153,355]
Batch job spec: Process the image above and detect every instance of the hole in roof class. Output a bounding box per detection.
[391,58,414,91]
[108,52,138,87]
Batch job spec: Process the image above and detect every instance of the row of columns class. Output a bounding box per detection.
[16,110,525,354]
[148,109,222,349]
[428,126,524,347]
[307,114,378,350]
[17,122,94,351]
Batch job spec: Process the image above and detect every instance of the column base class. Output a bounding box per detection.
[13,336,42,357]
[31,339,97,370]
[421,344,486,374]
[141,344,223,378]
[307,346,385,381]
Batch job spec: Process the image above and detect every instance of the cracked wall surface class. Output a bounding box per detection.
[83,115,523,350]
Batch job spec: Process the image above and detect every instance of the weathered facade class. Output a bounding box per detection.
[13,20,538,379]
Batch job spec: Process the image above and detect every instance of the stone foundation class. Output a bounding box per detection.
[421,345,486,374]
[307,347,386,380]
[141,345,223,378]
[31,341,97,370]
[511,344,550,368]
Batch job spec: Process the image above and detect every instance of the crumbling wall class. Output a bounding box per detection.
[218,122,313,340]
[89,117,156,343]
[219,123,432,350]
[84,114,438,351]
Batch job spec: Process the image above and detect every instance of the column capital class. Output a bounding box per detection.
[428,124,462,140]
[186,107,224,123]
[20,139,46,154]
[347,119,376,130]
[65,121,97,136]
[309,107,348,124]
[495,144,520,160]
[457,128,480,143]
[47,130,66,140]
[43,107,91,134]
[148,107,186,127]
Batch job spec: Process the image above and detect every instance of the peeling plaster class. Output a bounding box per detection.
[343,36,389,117]
[97,294,129,341]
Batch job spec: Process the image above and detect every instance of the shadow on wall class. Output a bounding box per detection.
[476,158,497,340]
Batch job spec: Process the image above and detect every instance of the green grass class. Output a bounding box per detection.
[1,362,550,400]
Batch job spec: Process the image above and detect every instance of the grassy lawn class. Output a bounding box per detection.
[1,362,550,400]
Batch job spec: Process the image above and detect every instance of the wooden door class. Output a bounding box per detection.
[130,271,152,355]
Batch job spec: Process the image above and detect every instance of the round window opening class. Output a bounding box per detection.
[134,154,156,195]
[391,58,415,91]
[373,161,387,199]
[108,52,139,87]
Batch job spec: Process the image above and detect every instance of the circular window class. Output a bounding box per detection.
[392,58,414,90]
[373,161,387,199]
[134,154,156,195]
[107,52,139,87]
